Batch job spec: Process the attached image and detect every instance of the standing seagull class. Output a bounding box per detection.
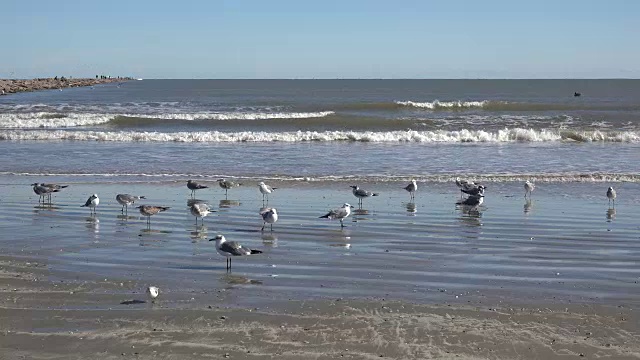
[607,186,616,207]
[319,203,354,228]
[403,179,418,201]
[461,184,486,197]
[32,183,59,204]
[116,194,146,214]
[187,180,208,196]
[146,286,159,302]
[456,189,484,213]
[350,185,379,207]
[209,234,263,271]
[190,202,213,225]
[524,180,535,199]
[260,207,278,232]
[39,183,68,203]
[81,194,100,214]
[258,182,277,202]
[218,179,241,196]
[455,177,476,198]
[137,205,170,226]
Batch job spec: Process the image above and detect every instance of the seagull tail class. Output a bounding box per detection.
[60,185,69,189]
[372,193,379,197]
[250,249,263,254]
[139,196,146,199]
[319,213,330,219]
[159,207,170,212]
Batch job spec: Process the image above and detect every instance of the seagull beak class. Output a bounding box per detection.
[208,238,216,241]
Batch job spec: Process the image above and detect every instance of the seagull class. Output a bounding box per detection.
[40,183,69,191]
[81,194,99,214]
[456,188,484,212]
[146,286,159,301]
[116,194,146,213]
[209,235,263,271]
[455,177,476,198]
[350,185,379,207]
[319,203,354,228]
[218,179,241,196]
[32,183,59,203]
[38,183,68,203]
[190,202,213,225]
[403,179,417,200]
[607,186,616,207]
[461,184,486,197]
[187,180,208,196]
[260,207,278,232]
[524,180,535,198]
[258,182,277,202]
[137,205,170,226]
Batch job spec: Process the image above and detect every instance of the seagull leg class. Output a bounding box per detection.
[271,224,273,232]
[261,223,265,232]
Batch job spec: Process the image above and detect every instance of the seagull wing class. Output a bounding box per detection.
[220,241,251,256]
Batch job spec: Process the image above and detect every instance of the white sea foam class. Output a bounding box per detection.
[1,171,638,183]
[129,111,334,121]
[1,128,638,143]
[0,111,335,128]
[396,100,489,109]
[0,113,115,128]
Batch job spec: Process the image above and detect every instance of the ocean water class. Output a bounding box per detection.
[1,80,639,307]
[1,79,639,182]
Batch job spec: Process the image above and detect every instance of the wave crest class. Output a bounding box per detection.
[0,111,335,129]
[1,128,638,143]
[396,100,489,110]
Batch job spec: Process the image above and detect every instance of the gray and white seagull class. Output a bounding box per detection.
[607,186,616,207]
[209,234,263,271]
[403,179,417,201]
[258,181,277,202]
[350,185,379,207]
[187,180,208,196]
[137,205,170,226]
[116,194,146,213]
[81,194,100,214]
[260,207,278,232]
[320,203,354,228]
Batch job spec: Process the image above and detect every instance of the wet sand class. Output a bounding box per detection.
[0,78,129,95]
[1,256,638,359]
[1,177,639,358]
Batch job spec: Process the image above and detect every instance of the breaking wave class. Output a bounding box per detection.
[1,128,638,143]
[0,111,335,129]
[396,100,490,110]
[395,100,640,112]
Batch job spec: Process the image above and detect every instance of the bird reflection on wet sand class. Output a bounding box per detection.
[404,202,416,215]
[221,273,263,286]
[606,208,616,222]
[219,199,241,208]
[190,224,208,242]
[261,233,278,247]
[524,199,533,214]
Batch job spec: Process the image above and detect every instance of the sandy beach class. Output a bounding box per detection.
[0,78,130,95]
[1,256,638,359]
[0,178,639,359]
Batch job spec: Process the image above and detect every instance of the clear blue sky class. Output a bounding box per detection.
[3,0,639,78]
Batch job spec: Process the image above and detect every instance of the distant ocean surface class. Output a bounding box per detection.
[1,79,639,183]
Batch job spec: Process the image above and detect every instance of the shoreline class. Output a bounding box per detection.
[0,77,133,95]
[0,255,638,359]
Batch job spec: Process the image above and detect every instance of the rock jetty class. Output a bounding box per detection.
[0,77,133,95]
